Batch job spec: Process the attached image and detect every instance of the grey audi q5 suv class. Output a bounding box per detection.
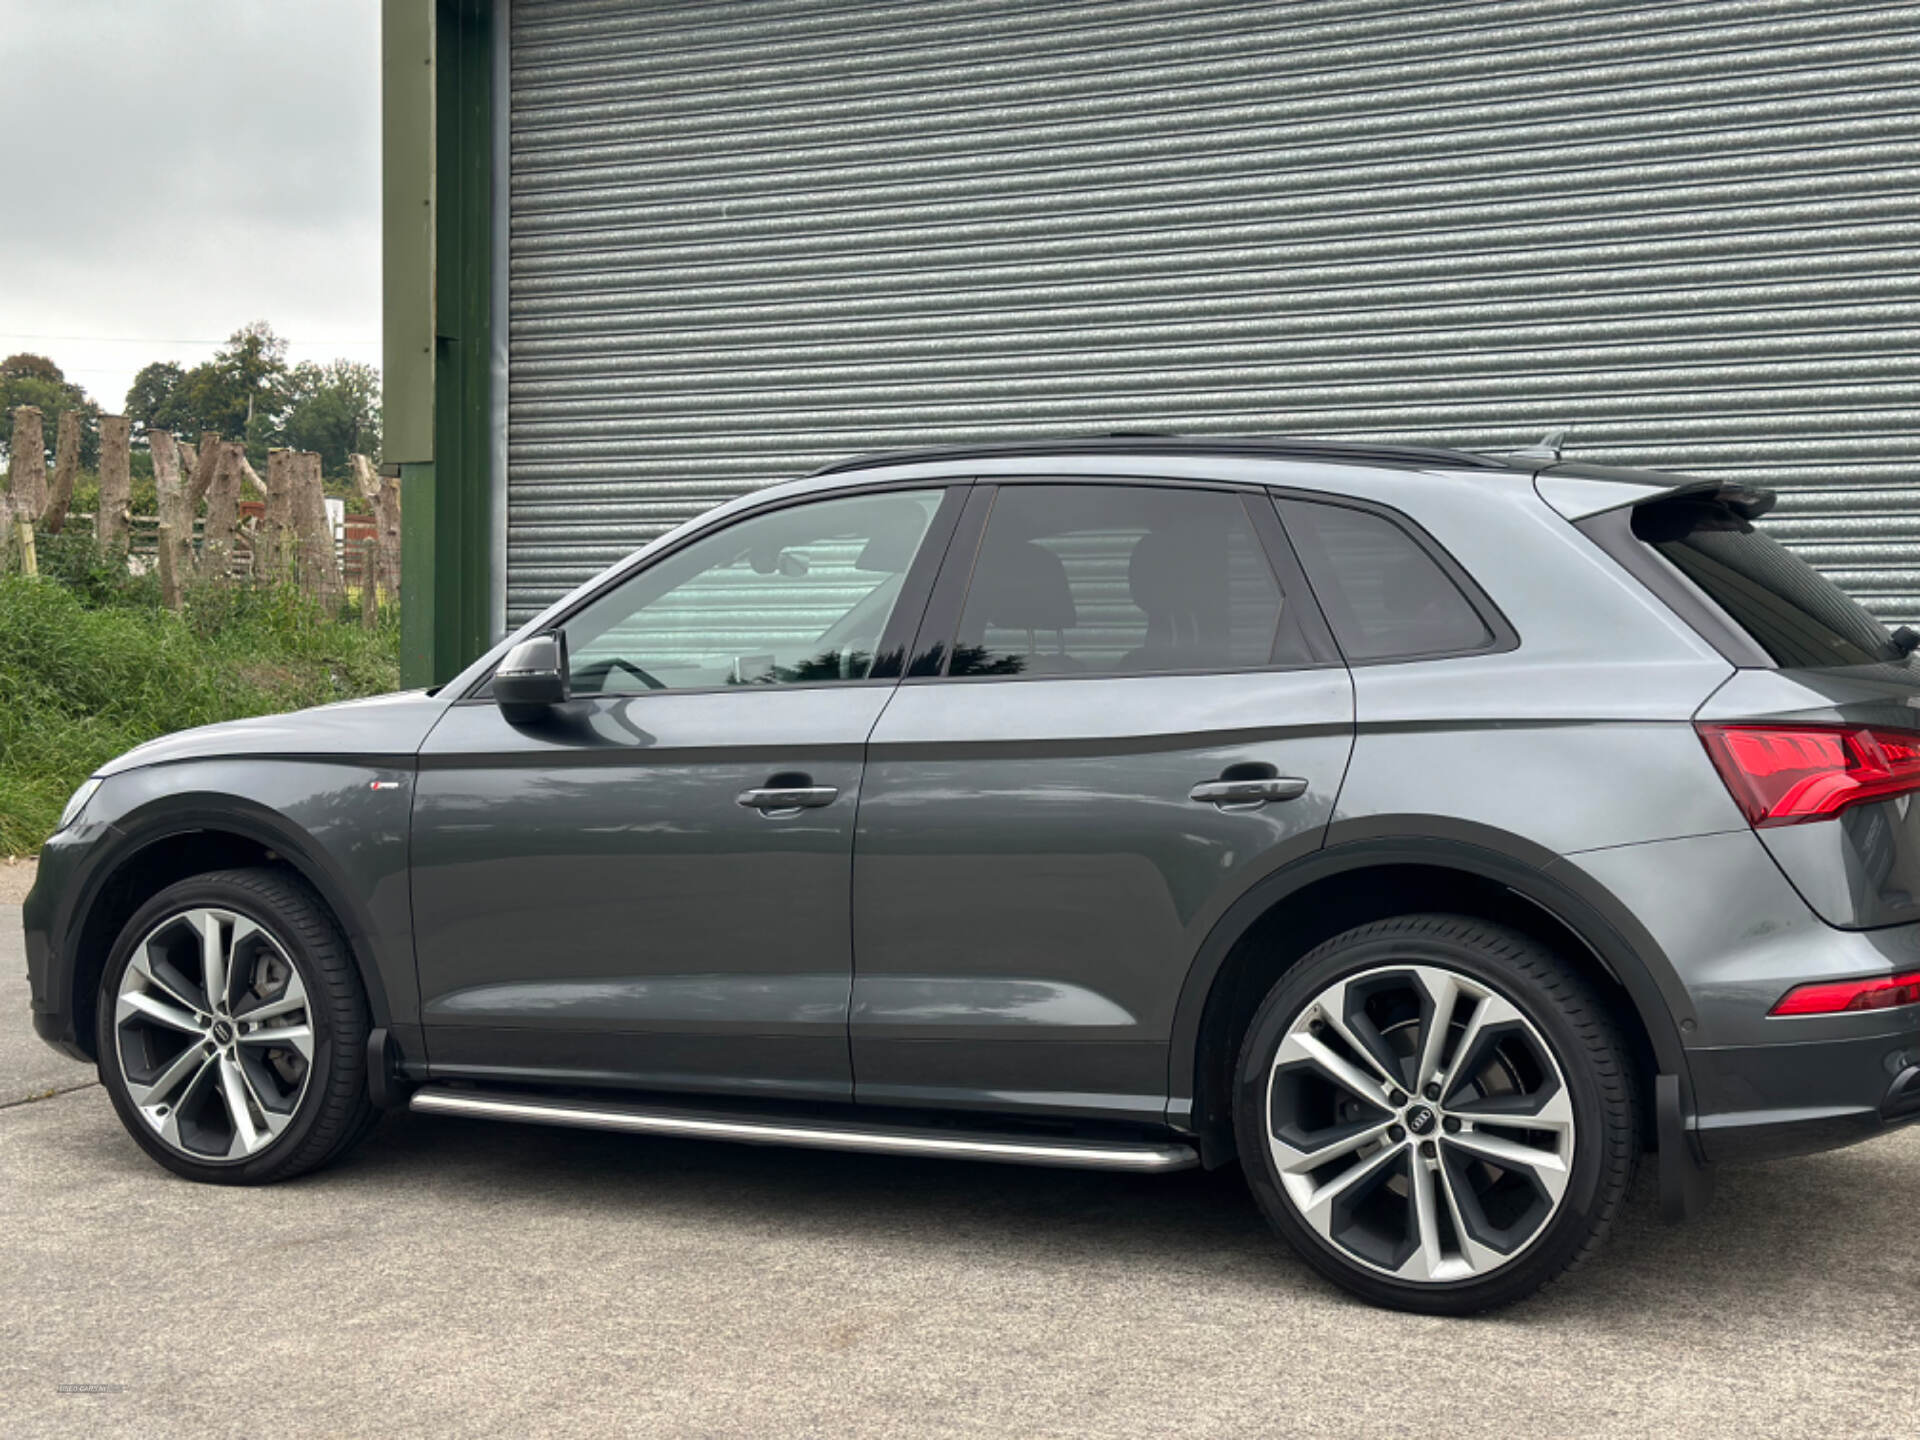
[24,437,1920,1312]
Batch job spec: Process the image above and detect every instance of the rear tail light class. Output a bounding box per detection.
[1695,723,1920,828]
[1770,971,1920,1016]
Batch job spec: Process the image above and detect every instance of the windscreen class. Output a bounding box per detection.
[1633,498,1901,668]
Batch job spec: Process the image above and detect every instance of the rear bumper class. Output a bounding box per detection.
[1564,829,1920,1168]
[1688,1022,1920,1163]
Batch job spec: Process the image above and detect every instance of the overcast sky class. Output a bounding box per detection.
[1,0,379,408]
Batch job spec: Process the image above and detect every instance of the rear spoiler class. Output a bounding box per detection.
[1665,480,1777,520]
[1534,462,1777,523]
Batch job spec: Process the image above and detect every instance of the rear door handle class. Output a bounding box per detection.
[737,786,839,812]
[1189,777,1309,808]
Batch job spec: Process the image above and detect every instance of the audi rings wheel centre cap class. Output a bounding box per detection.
[1404,1104,1437,1137]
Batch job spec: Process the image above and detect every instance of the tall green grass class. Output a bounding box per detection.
[0,532,399,854]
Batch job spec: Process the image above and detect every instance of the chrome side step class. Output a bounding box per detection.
[409,1086,1198,1173]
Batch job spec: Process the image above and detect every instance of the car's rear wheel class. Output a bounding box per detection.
[97,868,377,1184]
[1234,914,1636,1314]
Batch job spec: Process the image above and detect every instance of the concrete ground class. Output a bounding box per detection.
[4,901,1917,1439]
[0,856,36,905]
[1,875,95,1111]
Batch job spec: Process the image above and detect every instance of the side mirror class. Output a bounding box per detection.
[494,632,570,715]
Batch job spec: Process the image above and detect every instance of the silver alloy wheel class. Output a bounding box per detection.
[112,907,314,1161]
[1265,963,1575,1283]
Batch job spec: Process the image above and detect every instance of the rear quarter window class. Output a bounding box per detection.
[1276,498,1500,662]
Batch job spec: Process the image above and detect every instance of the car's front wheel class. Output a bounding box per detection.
[97,868,377,1184]
[1234,914,1637,1313]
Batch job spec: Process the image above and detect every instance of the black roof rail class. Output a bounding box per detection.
[809,435,1514,477]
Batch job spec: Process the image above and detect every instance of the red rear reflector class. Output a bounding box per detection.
[1771,971,1920,1016]
[1695,722,1920,827]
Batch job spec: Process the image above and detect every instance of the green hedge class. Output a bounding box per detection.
[0,536,398,854]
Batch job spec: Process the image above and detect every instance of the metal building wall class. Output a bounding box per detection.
[505,0,1920,625]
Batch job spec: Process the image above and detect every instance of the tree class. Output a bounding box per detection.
[3,354,64,384]
[178,324,291,449]
[0,354,99,470]
[124,361,194,442]
[118,323,298,469]
[32,326,382,490]
[282,360,382,479]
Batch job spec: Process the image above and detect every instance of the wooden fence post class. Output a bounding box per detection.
[263,449,296,581]
[44,410,81,536]
[7,406,47,521]
[6,406,45,577]
[199,441,242,582]
[96,416,132,555]
[290,451,341,606]
[187,431,221,515]
[350,453,401,599]
[174,431,219,585]
[150,430,192,608]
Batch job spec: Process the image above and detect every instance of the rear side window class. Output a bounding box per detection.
[1277,499,1494,661]
[1632,499,1900,668]
[947,484,1312,678]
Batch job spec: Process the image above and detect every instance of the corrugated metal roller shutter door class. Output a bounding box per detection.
[507,0,1920,625]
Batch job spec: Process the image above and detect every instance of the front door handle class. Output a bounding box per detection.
[738,785,839,813]
[1189,777,1309,809]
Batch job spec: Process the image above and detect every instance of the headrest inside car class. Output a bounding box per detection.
[975,540,1077,631]
[853,499,935,573]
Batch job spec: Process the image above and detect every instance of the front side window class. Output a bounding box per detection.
[562,490,943,694]
[1278,498,1494,662]
[948,484,1305,678]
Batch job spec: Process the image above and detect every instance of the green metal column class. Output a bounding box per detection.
[387,0,494,688]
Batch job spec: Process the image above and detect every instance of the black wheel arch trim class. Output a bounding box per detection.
[1166,819,1699,1163]
[56,794,397,1046]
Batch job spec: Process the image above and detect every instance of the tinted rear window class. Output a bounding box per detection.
[948,484,1300,678]
[1278,499,1494,661]
[1633,499,1900,668]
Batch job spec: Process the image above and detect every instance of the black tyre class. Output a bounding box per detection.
[96,867,378,1185]
[1233,914,1636,1314]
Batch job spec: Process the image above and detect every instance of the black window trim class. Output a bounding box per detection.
[901,475,1346,687]
[1573,505,1774,669]
[458,477,968,703]
[1270,490,1520,665]
[904,483,995,678]
[1241,489,1342,666]
[858,484,971,680]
